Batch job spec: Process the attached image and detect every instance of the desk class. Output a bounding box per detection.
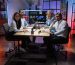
[14,27,50,37]
[14,26,57,65]
[14,26,50,53]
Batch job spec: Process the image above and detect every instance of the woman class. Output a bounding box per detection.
[10,12,23,32]
[46,10,55,26]
[10,12,30,50]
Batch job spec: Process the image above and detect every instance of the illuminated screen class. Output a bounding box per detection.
[35,16,46,21]
[29,11,46,24]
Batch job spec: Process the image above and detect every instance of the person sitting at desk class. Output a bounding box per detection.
[19,9,28,27]
[46,10,55,26]
[9,12,23,32]
[43,13,69,57]
[9,12,30,51]
[19,10,31,49]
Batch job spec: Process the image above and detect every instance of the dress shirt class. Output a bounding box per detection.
[52,20,69,38]
[21,18,28,28]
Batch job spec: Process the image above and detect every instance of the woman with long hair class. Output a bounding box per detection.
[9,12,30,51]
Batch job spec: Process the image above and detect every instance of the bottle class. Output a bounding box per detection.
[31,28,34,34]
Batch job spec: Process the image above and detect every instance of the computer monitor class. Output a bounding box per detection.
[29,11,46,24]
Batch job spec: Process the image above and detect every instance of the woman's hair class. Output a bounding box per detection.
[13,12,21,29]
[13,12,20,21]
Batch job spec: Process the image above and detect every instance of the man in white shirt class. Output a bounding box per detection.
[43,13,69,58]
[44,13,69,44]
[51,13,68,38]
[19,10,30,49]
[19,10,28,28]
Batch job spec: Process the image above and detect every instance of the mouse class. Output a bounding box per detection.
[38,30,41,33]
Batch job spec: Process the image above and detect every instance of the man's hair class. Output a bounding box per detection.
[19,9,23,13]
[56,13,62,18]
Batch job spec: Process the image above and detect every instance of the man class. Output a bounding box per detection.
[19,10,30,50]
[44,13,69,44]
[50,13,69,40]
[43,13,69,58]
[19,10,28,28]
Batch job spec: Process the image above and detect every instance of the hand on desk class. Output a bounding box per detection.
[50,32,54,35]
[38,30,50,34]
[18,29,23,32]
[23,29,29,32]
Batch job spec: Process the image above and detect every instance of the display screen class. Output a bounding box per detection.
[29,11,46,24]
[29,11,39,15]
[35,16,46,21]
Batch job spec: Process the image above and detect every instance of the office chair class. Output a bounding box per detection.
[54,27,71,65]
[3,23,26,57]
[3,23,16,56]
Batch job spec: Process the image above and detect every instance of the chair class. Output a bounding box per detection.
[3,23,15,40]
[3,23,9,33]
[54,27,71,65]
[3,23,16,56]
[56,27,71,49]
[3,23,26,57]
